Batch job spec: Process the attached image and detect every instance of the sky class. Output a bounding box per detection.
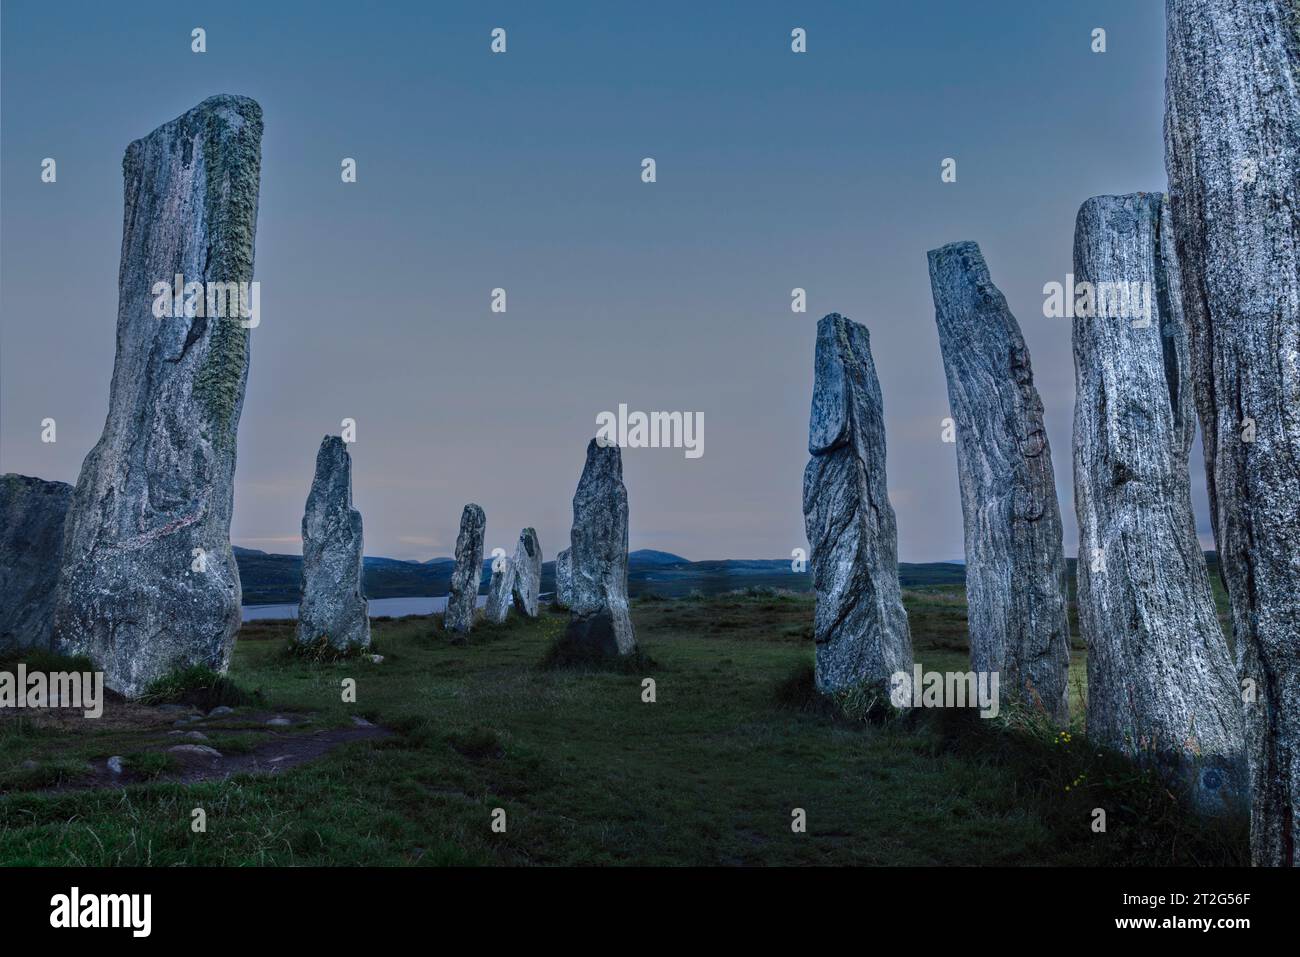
[0,0,1205,564]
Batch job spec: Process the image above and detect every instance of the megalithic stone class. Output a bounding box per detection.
[554,547,574,609]
[1165,0,1300,864]
[927,242,1071,723]
[0,475,72,652]
[296,436,370,651]
[51,95,263,698]
[511,527,542,618]
[445,504,485,635]
[1072,193,1245,813]
[484,552,515,624]
[565,440,636,656]
[802,313,913,696]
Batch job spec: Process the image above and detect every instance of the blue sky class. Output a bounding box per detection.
[1,1,1198,562]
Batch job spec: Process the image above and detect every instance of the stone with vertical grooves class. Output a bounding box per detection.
[296,436,370,651]
[564,440,636,656]
[554,547,573,609]
[802,313,913,695]
[1165,0,1300,864]
[484,551,515,624]
[444,504,485,635]
[927,242,1071,723]
[1072,193,1245,814]
[51,95,263,698]
[0,475,73,652]
[511,527,542,618]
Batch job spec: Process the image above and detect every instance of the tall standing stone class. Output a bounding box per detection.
[928,242,1071,723]
[483,551,515,624]
[1072,193,1245,813]
[511,527,542,618]
[554,547,574,609]
[564,440,636,656]
[296,437,370,651]
[0,475,72,652]
[1165,0,1300,863]
[802,313,913,695]
[51,96,263,698]
[444,504,485,635]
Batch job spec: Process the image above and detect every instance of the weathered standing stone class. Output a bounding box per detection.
[802,313,913,695]
[511,527,542,618]
[1165,0,1300,864]
[0,475,73,652]
[444,504,485,635]
[296,437,370,651]
[1072,194,1245,813]
[554,547,574,609]
[483,552,515,624]
[928,242,1071,723]
[51,96,263,698]
[564,440,636,656]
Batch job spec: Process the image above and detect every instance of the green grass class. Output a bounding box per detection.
[0,591,1246,866]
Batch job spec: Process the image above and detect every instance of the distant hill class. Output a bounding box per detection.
[629,549,690,565]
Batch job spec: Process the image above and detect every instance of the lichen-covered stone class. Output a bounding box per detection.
[0,474,72,652]
[554,547,573,609]
[511,527,542,618]
[927,241,1071,724]
[444,504,485,634]
[51,95,263,697]
[296,436,369,651]
[802,313,913,695]
[1072,193,1245,814]
[483,550,515,625]
[564,440,636,656]
[1165,0,1300,864]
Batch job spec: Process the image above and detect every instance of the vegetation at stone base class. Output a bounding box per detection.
[0,590,1245,865]
[285,634,373,664]
[137,665,257,711]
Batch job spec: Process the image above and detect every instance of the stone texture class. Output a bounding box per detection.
[296,436,369,651]
[511,527,542,618]
[51,95,263,698]
[483,550,515,624]
[0,474,72,652]
[1072,193,1246,814]
[802,313,913,695]
[564,440,636,656]
[1165,0,1300,864]
[927,242,1071,723]
[444,504,485,634]
[554,548,573,609]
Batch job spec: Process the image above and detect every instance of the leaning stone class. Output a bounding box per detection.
[483,552,515,624]
[444,504,486,635]
[511,528,543,618]
[0,475,72,652]
[296,436,370,651]
[1073,192,1246,814]
[554,548,574,609]
[928,241,1072,723]
[803,313,914,696]
[563,440,636,656]
[1165,0,1300,864]
[51,95,264,698]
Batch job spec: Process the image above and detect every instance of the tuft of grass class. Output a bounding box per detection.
[137,665,256,710]
[447,726,504,760]
[285,636,373,663]
[123,751,178,780]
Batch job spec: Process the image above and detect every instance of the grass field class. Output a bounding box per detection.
[0,589,1247,866]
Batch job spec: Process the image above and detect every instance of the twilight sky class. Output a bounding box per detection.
[1,0,1205,563]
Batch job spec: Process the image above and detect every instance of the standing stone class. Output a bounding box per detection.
[802,313,913,695]
[51,96,263,698]
[1073,194,1245,813]
[1165,0,1300,864]
[928,242,1071,723]
[296,437,369,651]
[483,551,515,624]
[0,475,73,652]
[444,504,485,635]
[564,440,636,656]
[511,527,542,618]
[554,547,574,609]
